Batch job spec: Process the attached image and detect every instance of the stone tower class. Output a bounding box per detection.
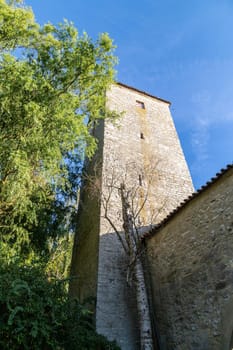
[70,83,194,349]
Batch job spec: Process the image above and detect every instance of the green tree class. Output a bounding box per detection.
[0,1,120,348]
[0,0,117,261]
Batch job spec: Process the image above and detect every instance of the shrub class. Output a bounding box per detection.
[0,263,120,350]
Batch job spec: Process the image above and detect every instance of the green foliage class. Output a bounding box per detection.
[46,234,73,282]
[0,0,117,257]
[0,2,120,348]
[0,0,38,50]
[0,263,120,349]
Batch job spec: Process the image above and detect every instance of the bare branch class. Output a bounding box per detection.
[103,213,128,254]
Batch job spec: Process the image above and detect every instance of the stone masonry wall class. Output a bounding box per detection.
[69,120,105,301]
[102,84,194,228]
[146,167,233,350]
[95,84,194,349]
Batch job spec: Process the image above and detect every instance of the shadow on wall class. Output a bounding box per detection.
[222,297,233,350]
[96,227,162,350]
[145,166,233,350]
[96,230,143,350]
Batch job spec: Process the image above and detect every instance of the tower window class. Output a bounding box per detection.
[136,100,145,109]
[139,174,143,186]
[140,132,144,139]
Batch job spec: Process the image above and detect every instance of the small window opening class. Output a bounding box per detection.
[140,132,144,139]
[139,174,143,186]
[136,100,145,109]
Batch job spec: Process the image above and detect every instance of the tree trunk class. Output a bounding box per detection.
[120,183,153,349]
[134,257,153,349]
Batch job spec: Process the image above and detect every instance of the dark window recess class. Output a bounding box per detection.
[140,132,144,139]
[136,100,145,109]
[139,174,143,186]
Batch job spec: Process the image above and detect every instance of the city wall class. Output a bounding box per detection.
[145,166,233,350]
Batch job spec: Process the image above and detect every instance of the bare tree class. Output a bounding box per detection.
[87,160,166,349]
[119,182,153,350]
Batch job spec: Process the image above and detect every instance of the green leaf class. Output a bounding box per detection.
[8,306,24,325]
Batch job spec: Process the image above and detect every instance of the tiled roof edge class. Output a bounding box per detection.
[142,163,233,241]
[116,82,171,105]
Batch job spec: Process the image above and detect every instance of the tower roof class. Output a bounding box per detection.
[117,82,171,105]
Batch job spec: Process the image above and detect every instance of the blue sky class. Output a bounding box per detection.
[26,0,233,189]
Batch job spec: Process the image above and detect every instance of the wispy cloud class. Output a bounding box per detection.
[188,84,233,187]
[191,116,210,162]
[190,89,211,164]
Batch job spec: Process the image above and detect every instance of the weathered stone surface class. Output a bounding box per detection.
[146,167,233,350]
[71,83,194,349]
[69,120,105,301]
